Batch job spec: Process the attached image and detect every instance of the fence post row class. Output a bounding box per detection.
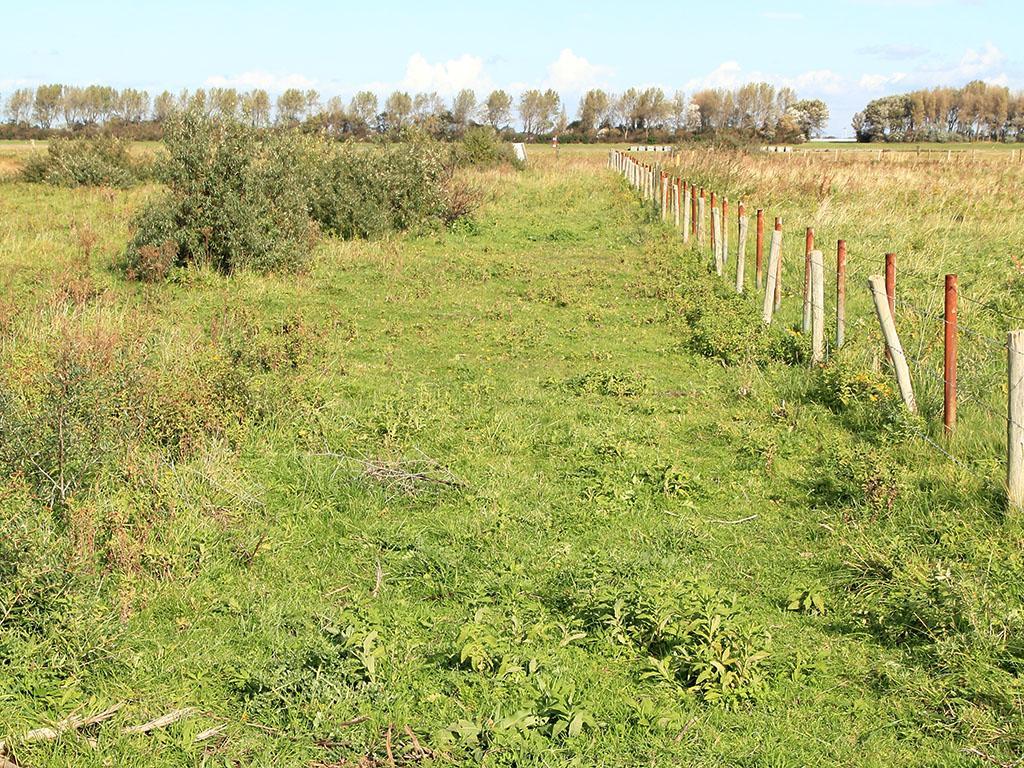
[611,149,1017,510]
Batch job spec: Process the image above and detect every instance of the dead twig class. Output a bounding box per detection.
[122,707,195,735]
[385,724,396,768]
[371,559,383,598]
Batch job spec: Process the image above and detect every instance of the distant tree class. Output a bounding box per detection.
[32,84,63,128]
[241,89,271,127]
[116,88,150,123]
[153,90,177,123]
[578,89,610,134]
[276,88,306,124]
[4,88,33,124]
[384,91,413,129]
[61,86,86,127]
[348,90,378,132]
[789,98,829,140]
[209,87,239,119]
[451,88,477,129]
[668,90,687,133]
[484,89,512,130]
[81,85,117,123]
[303,89,320,120]
[323,95,347,133]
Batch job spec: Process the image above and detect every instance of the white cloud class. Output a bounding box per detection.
[543,49,613,91]
[204,70,317,91]
[858,72,908,91]
[686,61,844,96]
[953,41,1006,79]
[400,53,491,95]
[856,43,929,60]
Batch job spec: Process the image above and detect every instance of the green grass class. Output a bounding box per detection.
[1,151,1023,766]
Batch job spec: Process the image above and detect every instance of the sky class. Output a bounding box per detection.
[0,0,1020,136]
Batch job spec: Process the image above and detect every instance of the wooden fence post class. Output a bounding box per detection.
[755,209,764,291]
[691,186,698,238]
[885,252,896,361]
[683,182,691,243]
[674,178,681,229]
[836,240,847,348]
[869,275,916,412]
[773,217,783,311]
[1009,330,1024,510]
[803,227,814,333]
[697,189,706,244]
[944,274,958,434]
[711,206,723,275]
[810,249,824,364]
[721,199,729,268]
[710,192,717,253]
[763,229,782,324]
[736,203,748,294]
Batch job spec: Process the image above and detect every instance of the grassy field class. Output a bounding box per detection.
[2,144,1024,767]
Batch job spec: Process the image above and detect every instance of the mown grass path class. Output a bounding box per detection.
[2,157,1003,767]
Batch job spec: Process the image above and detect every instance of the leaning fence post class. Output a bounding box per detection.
[944,274,958,435]
[736,203,748,294]
[869,275,916,413]
[810,249,825,364]
[836,240,847,348]
[763,229,782,324]
[1009,330,1024,510]
[755,209,765,291]
[802,227,814,333]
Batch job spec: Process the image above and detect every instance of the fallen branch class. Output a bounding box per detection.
[122,708,195,735]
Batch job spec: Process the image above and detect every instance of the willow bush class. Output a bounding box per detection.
[124,115,469,279]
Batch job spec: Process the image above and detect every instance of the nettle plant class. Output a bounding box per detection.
[588,582,771,708]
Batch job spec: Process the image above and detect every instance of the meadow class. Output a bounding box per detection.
[1,138,1024,767]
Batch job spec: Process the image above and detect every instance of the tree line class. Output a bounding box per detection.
[853,80,1024,142]
[1,82,828,142]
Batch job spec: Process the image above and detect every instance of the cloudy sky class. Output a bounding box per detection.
[0,0,1019,135]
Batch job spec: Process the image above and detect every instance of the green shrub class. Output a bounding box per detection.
[21,136,142,188]
[456,126,520,168]
[125,113,318,276]
[309,134,461,239]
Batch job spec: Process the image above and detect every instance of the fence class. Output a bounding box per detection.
[607,148,1024,511]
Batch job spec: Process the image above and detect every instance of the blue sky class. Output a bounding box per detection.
[1,0,1019,135]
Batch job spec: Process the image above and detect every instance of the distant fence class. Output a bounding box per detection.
[627,145,673,152]
[608,148,1024,510]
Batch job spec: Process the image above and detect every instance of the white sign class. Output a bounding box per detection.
[513,142,527,162]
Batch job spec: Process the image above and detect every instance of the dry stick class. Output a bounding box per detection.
[836,239,847,348]
[762,230,782,324]
[944,274,958,435]
[755,209,765,290]
[802,227,815,333]
[123,708,196,735]
[773,217,784,311]
[810,249,825,364]
[868,275,916,413]
[660,174,668,221]
[711,207,723,275]
[736,205,748,294]
[1009,330,1024,511]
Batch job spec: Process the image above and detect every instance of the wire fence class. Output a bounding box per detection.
[608,148,1024,509]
